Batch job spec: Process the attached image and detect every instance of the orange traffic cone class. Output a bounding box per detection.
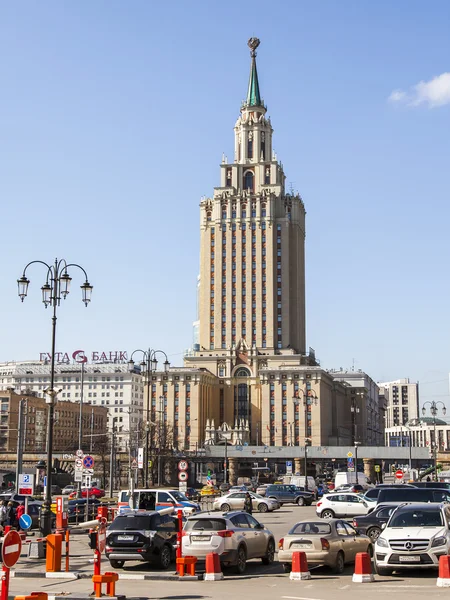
[204,552,223,581]
[289,551,311,581]
[437,555,450,587]
[352,552,374,583]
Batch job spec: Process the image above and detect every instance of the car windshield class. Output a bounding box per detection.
[389,509,443,528]
[289,522,332,535]
[170,491,188,501]
[185,518,227,532]
[108,515,153,531]
[250,493,264,499]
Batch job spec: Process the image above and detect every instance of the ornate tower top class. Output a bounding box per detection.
[245,37,262,108]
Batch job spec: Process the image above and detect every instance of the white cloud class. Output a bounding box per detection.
[388,72,450,108]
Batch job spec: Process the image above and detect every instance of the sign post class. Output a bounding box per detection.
[178,460,188,493]
[1,530,22,600]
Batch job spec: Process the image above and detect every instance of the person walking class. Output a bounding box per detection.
[5,502,16,528]
[244,492,253,515]
[0,500,7,528]
[16,502,25,529]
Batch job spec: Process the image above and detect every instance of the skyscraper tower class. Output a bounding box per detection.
[197,38,306,355]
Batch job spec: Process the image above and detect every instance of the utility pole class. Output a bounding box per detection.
[109,422,116,498]
[15,399,26,488]
[77,361,85,498]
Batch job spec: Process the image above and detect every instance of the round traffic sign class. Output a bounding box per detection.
[178,471,188,481]
[76,449,84,458]
[178,460,188,471]
[19,514,32,531]
[75,458,83,468]
[395,469,404,480]
[2,530,22,568]
[83,455,94,469]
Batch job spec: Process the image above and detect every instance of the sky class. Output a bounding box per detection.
[1,1,450,409]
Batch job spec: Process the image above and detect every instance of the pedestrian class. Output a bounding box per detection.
[16,502,25,529]
[0,500,6,527]
[5,502,16,528]
[426,476,431,482]
[244,492,253,514]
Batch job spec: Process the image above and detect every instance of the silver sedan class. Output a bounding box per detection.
[278,518,372,574]
[213,491,279,513]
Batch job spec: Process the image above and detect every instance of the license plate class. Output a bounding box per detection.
[399,555,420,562]
[191,535,211,542]
[292,543,311,549]
[117,535,134,541]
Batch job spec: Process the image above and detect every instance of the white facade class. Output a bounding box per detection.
[378,378,419,428]
[0,360,144,451]
[385,419,450,452]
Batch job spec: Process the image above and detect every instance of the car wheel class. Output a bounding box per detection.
[221,503,231,512]
[366,527,381,542]
[109,560,124,569]
[282,563,291,573]
[321,509,335,519]
[297,497,305,506]
[235,545,247,574]
[261,539,275,565]
[332,551,345,574]
[366,544,374,558]
[375,564,393,576]
[159,545,172,570]
[258,503,268,513]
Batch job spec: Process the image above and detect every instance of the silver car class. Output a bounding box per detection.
[182,511,275,574]
[213,491,278,513]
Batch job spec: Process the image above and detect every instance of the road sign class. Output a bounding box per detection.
[395,469,404,480]
[131,458,138,469]
[178,471,188,482]
[18,473,34,495]
[374,465,381,472]
[138,448,144,469]
[75,458,83,468]
[179,481,187,493]
[76,449,84,458]
[74,468,83,482]
[83,455,94,469]
[178,460,188,471]
[19,514,32,530]
[2,530,22,568]
[347,452,354,458]
[97,524,106,554]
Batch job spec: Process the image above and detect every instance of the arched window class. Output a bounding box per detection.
[244,171,254,192]
[234,368,251,423]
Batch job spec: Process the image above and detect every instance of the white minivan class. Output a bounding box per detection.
[334,471,372,490]
[289,476,318,496]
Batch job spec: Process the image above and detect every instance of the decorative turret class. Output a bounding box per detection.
[245,38,262,108]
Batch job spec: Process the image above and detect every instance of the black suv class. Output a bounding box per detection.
[265,484,314,506]
[105,511,178,569]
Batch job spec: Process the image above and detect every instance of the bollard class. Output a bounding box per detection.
[14,593,48,600]
[204,552,223,581]
[176,509,183,573]
[290,551,311,580]
[437,555,450,587]
[176,556,197,577]
[45,534,62,573]
[65,530,70,572]
[97,506,108,521]
[352,552,374,583]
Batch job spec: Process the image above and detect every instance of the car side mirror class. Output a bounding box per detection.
[362,502,368,507]
[255,522,264,529]
[381,523,387,530]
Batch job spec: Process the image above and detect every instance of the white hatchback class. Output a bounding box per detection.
[316,493,371,519]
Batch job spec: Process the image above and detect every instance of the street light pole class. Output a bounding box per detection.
[128,349,169,488]
[422,401,446,482]
[18,258,93,536]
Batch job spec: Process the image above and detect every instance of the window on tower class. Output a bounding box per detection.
[244,171,254,192]
[248,134,253,159]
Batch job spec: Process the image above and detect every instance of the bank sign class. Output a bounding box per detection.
[39,350,128,364]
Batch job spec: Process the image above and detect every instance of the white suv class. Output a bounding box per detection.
[375,502,450,575]
[182,511,275,574]
[316,493,371,519]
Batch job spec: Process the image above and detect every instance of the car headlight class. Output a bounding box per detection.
[431,536,447,548]
[376,537,388,548]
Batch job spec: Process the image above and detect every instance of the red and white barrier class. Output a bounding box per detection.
[204,552,223,581]
[437,555,450,587]
[290,551,311,581]
[352,552,374,583]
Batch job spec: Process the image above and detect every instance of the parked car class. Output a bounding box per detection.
[334,484,365,494]
[278,519,372,573]
[352,504,397,542]
[182,511,275,574]
[69,487,105,499]
[376,487,450,506]
[265,484,314,506]
[374,502,450,575]
[62,485,76,495]
[184,488,201,502]
[315,493,371,519]
[0,493,38,503]
[212,491,279,513]
[413,482,450,491]
[105,511,177,569]
[200,486,221,497]
[219,483,231,493]
[256,484,269,496]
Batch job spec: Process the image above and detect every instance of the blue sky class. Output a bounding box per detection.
[2,1,450,407]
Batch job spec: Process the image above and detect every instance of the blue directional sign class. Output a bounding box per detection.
[83,455,94,469]
[19,514,32,530]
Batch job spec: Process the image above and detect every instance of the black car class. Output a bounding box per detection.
[352,504,398,542]
[105,511,177,569]
[413,481,450,491]
[68,498,101,523]
[185,488,201,502]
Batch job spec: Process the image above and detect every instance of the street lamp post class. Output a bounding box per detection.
[18,258,93,535]
[128,350,169,488]
[354,442,361,484]
[293,382,318,491]
[422,401,446,482]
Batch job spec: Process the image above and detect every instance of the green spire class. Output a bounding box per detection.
[246,37,262,107]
